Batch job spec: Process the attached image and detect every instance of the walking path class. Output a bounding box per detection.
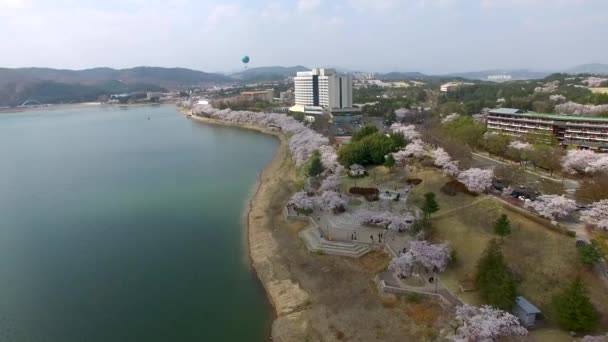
[432,196,491,219]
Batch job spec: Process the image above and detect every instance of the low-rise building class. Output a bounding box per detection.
[349,164,366,177]
[487,108,608,151]
[513,296,541,327]
[240,89,274,102]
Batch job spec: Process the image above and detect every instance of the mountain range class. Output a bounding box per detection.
[1,63,607,107]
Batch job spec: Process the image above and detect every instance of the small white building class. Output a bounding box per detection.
[349,164,366,177]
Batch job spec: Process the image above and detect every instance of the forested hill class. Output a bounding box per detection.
[0,67,232,107]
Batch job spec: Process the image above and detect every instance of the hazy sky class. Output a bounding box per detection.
[1,0,606,73]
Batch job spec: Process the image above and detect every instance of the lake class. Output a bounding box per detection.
[0,104,276,341]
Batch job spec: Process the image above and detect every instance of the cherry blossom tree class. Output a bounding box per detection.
[442,113,460,124]
[319,173,341,192]
[581,200,608,230]
[390,123,421,141]
[317,191,346,212]
[556,102,608,116]
[389,240,451,275]
[457,168,494,193]
[509,141,532,150]
[288,191,315,211]
[586,155,608,175]
[403,140,427,158]
[501,186,514,198]
[582,334,608,342]
[562,150,598,175]
[527,194,576,220]
[472,113,487,124]
[354,209,414,232]
[451,305,527,342]
[393,150,411,166]
[432,147,460,176]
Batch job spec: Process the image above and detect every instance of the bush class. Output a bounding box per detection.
[407,178,423,185]
[440,180,473,196]
[349,187,380,196]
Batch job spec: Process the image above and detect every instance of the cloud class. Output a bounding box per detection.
[204,4,241,31]
[297,0,322,13]
[481,0,587,8]
[0,0,24,8]
[349,0,398,13]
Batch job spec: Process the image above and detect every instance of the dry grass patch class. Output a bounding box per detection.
[591,87,608,94]
[354,251,391,275]
[433,199,608,329]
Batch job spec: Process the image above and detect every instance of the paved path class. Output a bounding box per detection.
[432,196,491,219]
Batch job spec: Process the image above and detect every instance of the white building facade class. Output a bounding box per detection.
[294,68,353,110]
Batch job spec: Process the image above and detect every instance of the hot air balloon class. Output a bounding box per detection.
[241,55,250,68]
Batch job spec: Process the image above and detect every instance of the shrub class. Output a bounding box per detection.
[440,180,474,196]
[349,187,380,196]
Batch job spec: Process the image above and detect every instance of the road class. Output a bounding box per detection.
[471,153,579,197]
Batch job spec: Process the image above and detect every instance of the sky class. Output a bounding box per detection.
[0,0,607,74]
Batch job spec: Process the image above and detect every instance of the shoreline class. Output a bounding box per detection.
[0,101,175,114]
[188,111,310,341]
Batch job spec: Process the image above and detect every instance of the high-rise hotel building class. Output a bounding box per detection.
[293,68,354,113]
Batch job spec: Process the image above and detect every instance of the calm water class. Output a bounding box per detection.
[0,105,276,341]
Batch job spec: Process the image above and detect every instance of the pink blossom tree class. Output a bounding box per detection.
[586,155,608,175]
[457,168,494,193]
[452,305,527,342]
[288,191,315,212]
[509,141,532,150]
[562,150,598,175]
[390,123,421,141]
[317,191,346,212]
[441,113,460,124]
[403,140,427,158]
[389,240,451,275]
[581,200,608,230]
[432,147,459,176]
[582,334,608,342]
[354,209,414,232]
[527,194,576,220]
[319,173,341,192]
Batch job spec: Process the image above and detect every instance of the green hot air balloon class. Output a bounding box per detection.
[241,55,250,64]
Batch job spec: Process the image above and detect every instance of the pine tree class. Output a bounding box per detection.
[578,240,605,267]
[554,278,598,333]
[384,153,396,172]
[422,192,440,219]
[307,150,324,177]
[475,239,517,310]
[494,214,512,238]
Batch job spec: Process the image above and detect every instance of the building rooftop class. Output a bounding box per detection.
[489,108,608,123]
[490,108,525,115]
[515,296,541,314]
[241,90,272,95]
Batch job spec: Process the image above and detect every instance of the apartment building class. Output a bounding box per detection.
[487,108,608,151]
